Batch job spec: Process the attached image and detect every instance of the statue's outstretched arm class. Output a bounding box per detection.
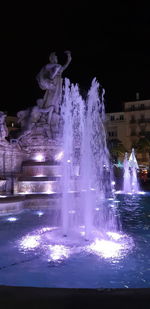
[61,51,72,72]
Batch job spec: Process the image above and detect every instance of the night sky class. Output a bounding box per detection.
[1,2,150,115]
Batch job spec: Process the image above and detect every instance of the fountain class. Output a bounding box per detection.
[0,51,140,290]
[123,152,132,193]
[122,149,140,194]
[60,77,118,241]
[128,148,139,193]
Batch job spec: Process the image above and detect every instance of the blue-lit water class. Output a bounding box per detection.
[0,194,150,288]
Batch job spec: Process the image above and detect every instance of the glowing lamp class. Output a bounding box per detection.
[34,153,44,162]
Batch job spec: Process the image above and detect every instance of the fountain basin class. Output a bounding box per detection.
[0,194,149,289]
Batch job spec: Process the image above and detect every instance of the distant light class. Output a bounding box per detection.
[34,153,44,162]
[46,189,55,194]
[36,211,44,217]
[67,159,71,163]
[111,181,116,185]
[34,174,44,177]
[55,151,64,161]
[45,184,55,194]
[80,231,85,236]
[90,188,96,191]
[18,191,29,194]
[68,210,76,214]
[7,217,17,222]
[95,208,100,211]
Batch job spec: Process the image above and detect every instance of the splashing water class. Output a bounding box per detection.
[123,152,132,193]
[61,78,120,240]
[123,149,140,194]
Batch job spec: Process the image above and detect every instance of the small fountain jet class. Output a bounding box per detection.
[128,148,139,193]
[121,149,142,195]
[123,152,132,193]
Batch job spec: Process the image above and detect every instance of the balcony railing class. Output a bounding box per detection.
[138,119,150,123]
[130,119,136,123]
[108,118,125,122]
[129,119,150,124]
[125,106,150,112]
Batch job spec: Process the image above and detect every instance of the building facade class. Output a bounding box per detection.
[106,99,150,165]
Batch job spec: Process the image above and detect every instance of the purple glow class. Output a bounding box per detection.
[17,226,133,263]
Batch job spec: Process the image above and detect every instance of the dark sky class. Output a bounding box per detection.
[1,2,150,115]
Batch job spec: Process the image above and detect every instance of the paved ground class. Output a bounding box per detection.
[0,286,150,309]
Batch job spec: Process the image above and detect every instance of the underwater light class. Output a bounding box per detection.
[138,191,146,195]
[36,211,44,217]
[7,217,18,222]
[20,235,40,250]
[48,244,70,261]
[87,238,124,259]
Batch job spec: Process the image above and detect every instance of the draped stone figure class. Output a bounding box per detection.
[36,50,72,127]
[0,111,8,141]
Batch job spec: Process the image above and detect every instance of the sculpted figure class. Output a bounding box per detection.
[17,109,29,129]
[0,111,8,140]
[36,50,72,126]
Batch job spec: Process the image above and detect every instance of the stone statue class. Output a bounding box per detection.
[0,111,8,140]
[14,51,72,143]
[36,50,72,126]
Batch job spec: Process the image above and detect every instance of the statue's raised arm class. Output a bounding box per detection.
[36,51,72,91]
[61,50,72,73]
